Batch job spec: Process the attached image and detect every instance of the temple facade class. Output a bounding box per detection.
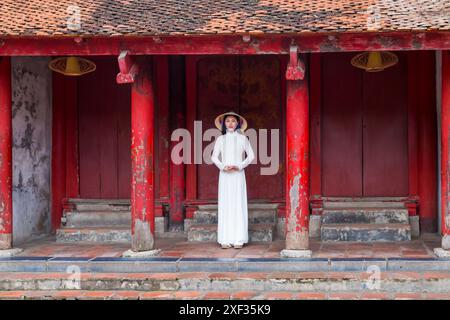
[0,0,449,258]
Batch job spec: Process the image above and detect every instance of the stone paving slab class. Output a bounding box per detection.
[178,258,239,272]
[0,234,446,273]
[14,235,442,260]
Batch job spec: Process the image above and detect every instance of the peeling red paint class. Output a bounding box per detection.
[285,54,310,250]
[0,57,12,249]
[0,33,448,56]
[129,57,155,251]
[286,46,305,80]
[116,51,139,84]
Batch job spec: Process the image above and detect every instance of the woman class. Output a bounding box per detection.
[211,111,255,249]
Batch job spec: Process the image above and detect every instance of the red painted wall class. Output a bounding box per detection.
[415,51,438,232]
[78,56,131,199]
[310,51,438,230]
[52,56,169,230]
[321,52,409,197]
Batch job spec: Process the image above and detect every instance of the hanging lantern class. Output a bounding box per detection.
[351,51,398,72]
[49,56,96,76]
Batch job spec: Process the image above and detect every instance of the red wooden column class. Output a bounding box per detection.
[154,56,170,205]
[281,47,311,258]
[51,75,79,231]
[441,50,450,250]
[0,57,12,250]
[117,52,159,254]
[51,73,67,231]
[169,56,186,231]
[416,51,438,232]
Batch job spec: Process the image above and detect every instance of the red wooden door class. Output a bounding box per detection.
[321,52,408,197]
[196,55,285,200]
[322,53,364,196]
[78,56,131,199]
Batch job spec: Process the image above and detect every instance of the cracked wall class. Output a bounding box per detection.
[12,57,52,245]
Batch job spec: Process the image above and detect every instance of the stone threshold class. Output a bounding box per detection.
[0,256,449,273]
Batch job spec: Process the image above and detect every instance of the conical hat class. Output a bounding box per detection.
[214,111,248,132]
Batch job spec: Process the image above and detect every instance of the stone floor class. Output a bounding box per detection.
[1,233,448,300]
[16,233,441,259]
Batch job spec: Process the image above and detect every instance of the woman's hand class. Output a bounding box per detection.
[223,165,239,172]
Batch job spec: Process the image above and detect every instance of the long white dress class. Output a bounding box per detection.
[211,129,255,246]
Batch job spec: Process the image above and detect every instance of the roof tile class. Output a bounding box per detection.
[0,0,448,36]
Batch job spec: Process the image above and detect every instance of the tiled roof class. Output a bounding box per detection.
[0,0,448,36]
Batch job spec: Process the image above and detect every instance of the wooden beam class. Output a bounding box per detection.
[0,32,448,56]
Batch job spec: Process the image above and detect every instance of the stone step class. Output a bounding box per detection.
[66,199,130,212]
[322,209,409,224]
[323,199,405,210]
[196,203,279,210]
[321,223,411,242]
[63,211,131,228]
[193,210,276,224]
[56,227,131,243]
[187,223,275,242]
[0,272,449,295]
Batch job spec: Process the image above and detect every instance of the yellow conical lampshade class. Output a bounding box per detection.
[49,56,96,76]
[65,56,81,74]
[351,51,398,72]
[366,52,383,72]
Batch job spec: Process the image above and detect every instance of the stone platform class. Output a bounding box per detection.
[0,234,448,300]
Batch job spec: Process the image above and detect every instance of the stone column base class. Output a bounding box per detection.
[122,249,161,257]
[184,218,193,233]
[309,215,322,238]
[0,248,23,257]
[409,216,420,238]
[280,249,312,258]
[433,235,450,258]
[0,234,12,250]
[276,217,285,240]
[442,234,450,250]
[434,248,450,258]
[155,216,168,235]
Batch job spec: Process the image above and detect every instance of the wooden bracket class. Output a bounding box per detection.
[285,45,305,80]
[116,50,139,84]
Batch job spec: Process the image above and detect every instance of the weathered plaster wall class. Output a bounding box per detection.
[11,57,52,245]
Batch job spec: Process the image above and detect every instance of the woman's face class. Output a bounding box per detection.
[224,116,238,131]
